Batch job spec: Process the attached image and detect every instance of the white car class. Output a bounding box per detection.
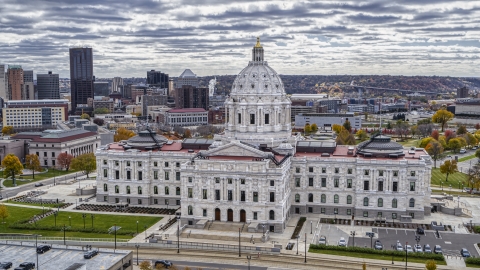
[460,149,467,154]
[338,237,346,247]
[414,244,422,252]
[396,242,403,251]
[405,245,414,253]
[319,236,327,245]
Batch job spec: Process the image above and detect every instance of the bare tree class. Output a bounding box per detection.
[394,121,410,140]
[417,124,434,138]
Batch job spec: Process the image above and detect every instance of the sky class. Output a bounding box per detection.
[1,0,480,78]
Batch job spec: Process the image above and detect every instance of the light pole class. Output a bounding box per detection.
[296,235,299,255]
[449,184,452,194]
[82,213,86,229]
[54,211,58,227]
[350,231,356,247]
[135,244,140,265]
[415,235,420,246]
[144,225,147,241]
[247,255,251,270]
[391,244,395,264]
[63,224,66,245]
[405,241,408,269]
[176,212,181,253]
[136,221,139,234]
[239,228,241,257]
[114,223,117,250]
[310,221,312,234]
[304,233,307,263]
[91,214,94,228]
[68,216,71,227]
[35,234,40,270]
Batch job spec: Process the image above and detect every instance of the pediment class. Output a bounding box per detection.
[202,141,268,158]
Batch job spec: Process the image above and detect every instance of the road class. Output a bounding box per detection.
[135,259,267,270]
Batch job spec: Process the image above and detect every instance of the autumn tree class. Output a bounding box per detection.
[431,130,439,140]
[457,125,467,135]
[448,138,463,153]
[93,118,105,126]
[114,128,135,142]
[25,154,42,179]
[476,123,480,130]
[419,137,434,148]
[410,125,418,138]
[425,259,437,270]
[432,109,454,132]
[444,129,456,143]
[70,153,96,178]
[394,120,410,140]
[304,124,312,134]
[57,152,74,171]
[467,164,480,190]
[1,126,14,136]
[336,130,356,145]
[184,129,192,138]
[440,159,458,182]
[80,113,90,120]
[425,140,444,168]
[417,124,433,138]
[343,119,352,132]
[476,149,480,160]
[356,129,368,142]
[463,133,478,149]
[311,123,318,132]
[332,124,344,134]
[139,260,153,270]
[1,154,23,184]
[0,204,9,225]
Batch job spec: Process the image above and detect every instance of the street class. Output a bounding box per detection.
[135,259,267,270]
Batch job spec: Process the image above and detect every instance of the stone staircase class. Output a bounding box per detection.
[207,221,248,232]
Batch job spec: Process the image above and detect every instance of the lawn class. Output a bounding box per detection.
[398,138,420,147]
[459,154,478,163]
[2,169,78,187]
[431,168,469,187]
[309,248,447,265]
[0,205,162,239]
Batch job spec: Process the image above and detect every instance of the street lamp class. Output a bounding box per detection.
[350,231,356,247]
[53,211,58,227]
[91,214,95,228]
[247,255,251,270]
[391,244,395,264]
[82,213,87,229]
[415,235,420,246]
[68,216,71,227]
[296,235,299,255]
[310,221,312,234]
[238,228,241,257]
[449,184,452,194]
[114,223,117,250]
[134,244,140,265]
[63,224,66,245]
[144,224,147,242]
[176,212,181,253]
[35,234,42,270]
[304,233,307,263]
[136,221,139,234]
[405,241,408,269]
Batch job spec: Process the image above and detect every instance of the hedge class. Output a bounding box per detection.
[466,257,480,265]
[310,244,445,261]
[291,217,306,239]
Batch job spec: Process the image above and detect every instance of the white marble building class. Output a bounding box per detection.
[95,39,432,233]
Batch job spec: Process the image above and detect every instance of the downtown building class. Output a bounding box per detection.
[37,71,60,99]
[70,47,94,113]
[95,39,432,232]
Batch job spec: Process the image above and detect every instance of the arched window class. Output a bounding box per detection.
[176,187,181,196]
[103,184,108,191]
[154,186,158,194]
[363,197,369,206]
[126,186,130,194]
[378,198,383,207]
[409,198,415,208]
[334,194,339,204]
[347,195,352,204]
[295,194,300,203]
[138,186,142,194]
[308,193,313,202]
[188,205,193,215]
[269,210,275,220]
[115,185,119,194]
[165,186,169,195]
[392,199,397,208]
[321,194,326,203]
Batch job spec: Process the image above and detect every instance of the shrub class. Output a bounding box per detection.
[291,217,306,239]
[466,257,480,265]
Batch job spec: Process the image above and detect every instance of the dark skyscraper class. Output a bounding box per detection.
[69,47,93,112]
[147,70,169,95]
[175,85,209,110]
[37,71,60,99]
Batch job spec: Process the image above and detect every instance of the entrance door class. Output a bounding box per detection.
[215,208,221,221]
[240,209,246,222]
[227,209,233,222]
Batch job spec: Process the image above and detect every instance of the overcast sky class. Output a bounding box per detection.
[1,0,480,78]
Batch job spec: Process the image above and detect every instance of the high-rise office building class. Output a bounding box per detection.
[69,47,94,112]
[0,64,6,100]
[37,71,60,99]
[111,77,123,93]
[7,65,24,100]
[457,86,469,98]
[23,70,34,100]
[175,85,209,110]
[147,70,169,88]
[176,69,198,88]
[94,81,109,96]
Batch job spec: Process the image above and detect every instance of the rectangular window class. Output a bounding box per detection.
[377,212,383,217]
[188,177,192,183]
[228,178,233,184]
[44,152,47,157]
[392,213,397,219]
[308,207,313,213]
[270,180,274,186]
[51,152,55,157]
[334,178,339,188]
[269,192,275,202]
[347,168,352,174]
[309,178,314,187]
[176,200,180,205]
[363,211,368,217]
[153,171,158,180]
[410,182,415,191]
[138,161,142,167]
[127,171,131,180]
[265,114,269,124]
[250,114,255,124]
[203,209,207,217]
[322,168,326,173]
[364,170,370,176]
[334,208,338,214]
[309,167,314,173]
[253,192,258,202]
[188,188,193,198]
[410,213,415,219]
[295,178,301,187]
[154,199,158,204]
[165,162,169,167]
[153,161,158,167]
[393,182,398,192]
[115,171,119,180]
[127,161,130,166]
[103,169,107,178]
[321,208,325,214]
[238,113,242,124]
[347,209,351,215]
[241,191,245,201]
[393,171,398,177]
[240,179,245,184]
[104,196,107,202]
[364,180,369,191]
[138,172,142,180]
[176,172,180,181]
[335,168,339,174]
[347,179,352,188]
[215,177,220,183]
[378,170,384,176]
[103,160,107,165]
[165,172,169,180]
[321,178,326,187]
[253,212,258,220]
[203,189,207,199]
[228,190,233,201]
[176,162,180,168]
[411,171,416,176]
[215,190,220,200]
[295,167,300,173]
[138,199,142,205]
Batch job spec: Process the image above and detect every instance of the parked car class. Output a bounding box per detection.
[34,183,43,187]
[374,240,383,250]
[0,262,13,269]
[36,245,51,254]
[84,250,98,259]
[473,146,478,150]
[416,227,425,234]
[414,244,422,252]
[423,244,432,253]
[318,235,327,245]
[154,260,173,268]
[434,245,443,254]
[13,262,35,270]
[338,237,346,247]
[460,149,467,154]
[461,248,471,257]
[404,245,413,253]
[395,241,403,251]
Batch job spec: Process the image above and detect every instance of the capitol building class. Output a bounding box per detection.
[95,39,432,232]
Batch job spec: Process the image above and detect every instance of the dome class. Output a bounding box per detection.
[356,135,405,158]
[126,130,168,149]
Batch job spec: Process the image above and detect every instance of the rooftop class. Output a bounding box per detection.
[178,69,197,78]
[13,129,98,143]
[168,108,206,113]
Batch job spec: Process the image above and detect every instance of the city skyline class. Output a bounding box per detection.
[0,0,479,78]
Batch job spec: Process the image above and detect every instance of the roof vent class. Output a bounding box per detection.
[188,149,194,153]
[321,153,330,157]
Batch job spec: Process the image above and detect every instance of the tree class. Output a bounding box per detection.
[419,137,434,148]
[57,153,74,171]
[463,133,478,149]
[476,123,480,130]
[467,164,480,190]
[386,121,392,130]
[457,125,467,135]
[70,153,96,178]
[417,124,433,138]
[432,109,454,132]
[25,154,42,179]
[440,159,458,182]
[80,113,90,120]
[0,204,9,224]
[114,128,135,142]
[310,123,318,132]
[410,125,418,138]
[139,260,153,270]
[444,129,456,143]
[93,118,105,126]
[448,138,462,153]
[184,129,192,138]
[394,120,410,140]
[356,129,368,142]
[438,135,447,149]
[336,130,356,145]
[304,124,312,134]
[343,119,352,132]
[1,126,14,136]
[425,140,444,168]
[476,149,480,160]
[425,259,437,270]
[431,130,439,140]
[93,108,109,115]
[332,124,344,134]
[1,154,23,182]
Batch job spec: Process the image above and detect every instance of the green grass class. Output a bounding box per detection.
[459,154,477,162]
[431,189,476,196]
[0,205,162,239]
[398,139,420,147]
[2,169,78,187]
[431,168,469,187]
[309,248,447,265]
